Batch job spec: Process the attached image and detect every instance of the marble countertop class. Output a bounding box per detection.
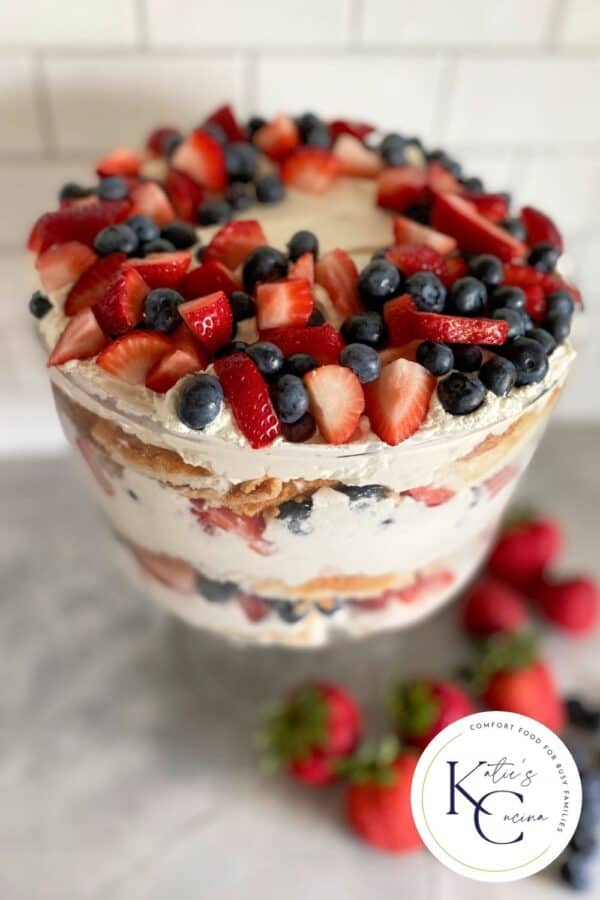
[2,425,600,900]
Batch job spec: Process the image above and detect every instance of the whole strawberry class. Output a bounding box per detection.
[487,516,563,590]
[261,682,361,786]
[532,576,599,637]
[343,737,422,853]
[387,678,474,749]
[461,575,529,636]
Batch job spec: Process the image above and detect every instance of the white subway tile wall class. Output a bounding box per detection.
[1,0,599,454]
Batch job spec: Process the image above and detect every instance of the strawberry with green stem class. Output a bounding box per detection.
[387,678,474,750]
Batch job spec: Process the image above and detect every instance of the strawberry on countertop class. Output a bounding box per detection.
[461,576,529,636]
[387,678,474,749]
[532,576,599,637]
[487,515,563,590]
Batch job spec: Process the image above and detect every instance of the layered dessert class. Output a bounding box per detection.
[27,105,580,645]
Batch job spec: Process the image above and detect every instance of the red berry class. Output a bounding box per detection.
[329,119,374,142]
[532,577,599,636]
[178,291,233,355]
[259,324,345,365]
[124,250,191,289]
[487,517,563,590]
[35,241,97,292]
[164,168,204,222]
[178,260,238,300]
[314,248,360,317]
[385,243,445,278]
[466,193,510,223]
[64,252,127,316]
[145,126,180,158]
[47,308,108,367]
[376,165,426,212]
[96,330,171,385]
[254,114,300,162]
[213,352,281,448]
[521,205,564,253]
[289,252,314,284]
[145,347,207,394]
[171,129,227,192]
[203,103,248,143]
[393,215,457,255]
[128,181,175,225]
[363,358,435,446]
[96,146,142,178]
[431,192,527,262]
[256,278,313,330]
[484,660,565,734]
[461,576,529,636]
[388,678,474,749]
[203,220,267,271]
[304,364,365,445]
[93,266,150,335]
[28,199,131,253]
[332,134,382,178]
[280,147,340,194]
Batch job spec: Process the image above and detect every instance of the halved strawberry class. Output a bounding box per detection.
[191,499,273,554]
[393,216,456,255]
[440,255,468,288]
[96,146,143,178]
[238,593,270,622]
[213,353,281,448]
[524,285,546,323]
[203,220,267,270]
[383,295,417,345]
[314,249,360,317]
[164,168,204,222]
[178,291,233,354]
[379,340,421,365]
[178,260,238,300]
[281,147,339,194]
[426,161,463,196]
[332,134,382,178]
[289,252,314,284]
[467,193,509,223]
[256,278,313,329]
[170,321,204,356]
[145,126,181,158]
[129,181,176,225]
[146,347,206,393]
[47,308,108,367]
[431,193,527,262]
[124,250,191,289]
[96,330,171,385]
[259,324,344,365]
[28,199,131,253]
[64,252,127,315]
[254,114,300,162]
[364,358,435,446]
[304,365,365,445]
[93,267,150,335]
[408,310,509,345]
[203,103,247,143]
[385,243,445,277]
[521,205,563,253]
[502,263,543,289]
[171,129,227,192]
[35,241,97,292]
[376,166,427,212]
[329,119,374,142]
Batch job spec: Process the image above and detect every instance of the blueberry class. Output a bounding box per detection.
[560,857,591,892]
[281,411,316,443]
[197,201,232,226]
[490,285,526,311]
[479,357,517,397]
[246,115,267,137]
[196,571,237,602]
[224,182,253,212]
[460,175,484,193]
[503,337,549,386]
[143,288,182,333]
[371,246,389,260]
[543,311,571,342]
[403,203,431,225]
[277,496,313,534]
[307,308,325,326]
[499,217,526,241]
[195,245,205,263]
[427,149,462,178]
[287,230,319,261]
[141,237,176,255]
[160,220,197,249]
[451,344,483,372]
[229,290,255,322]
[340,343,381,384]
[285,353,317,377]
[358,260,403,310]
[127,214,161,244]
[492,307,527,341]
[336,484,388,503]
[304,123,332,149]
[94,224,138,256]
[201,122,227,146]
[28,290,52,319]
[225,142,257,182]
[273,600,307,623]
[405,271,446,313]
[527,327,556,356]
[316,598,344,616]
[274,374,309,423]
[528,241,559,272]
[214,340,248,359]
[547,289,575,317]
[246,341,285,380]
[448,276,486,316]
[97,175,128,201]
[255,174,285,204]
[566,696,593,727]
[570,825,598,857]
[437,372,487,415]
[59,182,93,203]
[162,131,183,157]
[341,311,386,348]
[380,133,407,166]
[177,374,224,429]
[416,341,454,376]
[296,112,323,141]
[242,246,288,293]
[469,254,504,287]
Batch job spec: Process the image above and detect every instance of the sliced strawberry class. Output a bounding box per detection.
[178,260,238,300]
[146,347,206,393]
[281,147,339,194]
[164,168,204,222]
[238,593,270,622]
[521,205,563,253]
[440,255,468,288]
[260,324,344,365]
[376,166,426,212]
[190,499,273,555]
[28,199,131,253]
[130,545,196,593]
[129,181,176,225]
[93,267,150,335]
[170,321,204,357]
[524,285,547,323]
[203,103,248,142]
[364,358,434,446]
[64,252,127,315]
[289,252,314,284]
[96,330,171,385]
[171,129,227,192]
[379,340,421,365]
[332,134,382,178]
[96,146,143,178]
[540,272,582,307]
[383,295,417,345]
[409,310,509,345]
[254,114,300,162]
[403,485,455,506]
[203,220,267,270]
[502,263,543,289]
[213,353,281,449]
[304,365,365,445]
[329,119,374,141]
[385,243,445,277]
[314,249,360,317]
[145,126,181,158]
[35,241,97,292]
[47,308,108,367]
[124,250,191,289]
[467,193,509,223]
[178,291,233,354]
[431,193,527,262]
[256,278,313,330]
[426,161,463,196]
[393,216,456,255]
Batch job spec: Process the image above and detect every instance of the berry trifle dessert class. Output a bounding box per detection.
[27,105,580,646]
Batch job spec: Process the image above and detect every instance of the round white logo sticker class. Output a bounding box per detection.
[411,710,582,882]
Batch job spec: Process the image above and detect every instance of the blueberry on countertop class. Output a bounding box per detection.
[437,372,487,415]
[224,182,253,212]
[416,341,454,376]
[177,374,224,430]
[405,271,446,313]
[224,141,258,183]
[197,201,232,226]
